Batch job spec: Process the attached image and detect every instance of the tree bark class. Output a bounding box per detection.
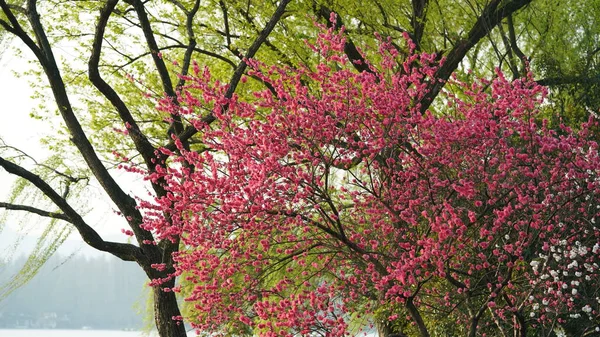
[376,320,408,337]
[153,278,187,337]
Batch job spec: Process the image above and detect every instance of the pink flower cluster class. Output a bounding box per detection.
[140,25,600,336]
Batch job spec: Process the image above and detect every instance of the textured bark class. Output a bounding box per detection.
[153,278,187,337]
[376,320,408,337]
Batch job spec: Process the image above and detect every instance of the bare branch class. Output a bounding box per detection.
[0,202,69,221]
[88,0,163,196]
[132,0,184,135]
[0,156,142,262]
[175,0,201,90]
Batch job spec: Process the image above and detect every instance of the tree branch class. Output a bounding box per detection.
[174,0,201,90]
[0,156,142,262]
[406,297,431,337]
[507,14,527,70]
[88,0,163,195]
[0,0,45,62]
[411,0,429,50]
[317,6,373,74]
[536,74,600,87]
[132,0,184,136]
[23,0,158,254]
[165,0,292,151]
[0,202,69,221]
[419,0,533,114]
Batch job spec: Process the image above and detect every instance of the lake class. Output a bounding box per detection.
[0,330,163,337]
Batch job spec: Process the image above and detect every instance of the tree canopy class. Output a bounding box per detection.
[1,0,599,336]
[144,27,600,337]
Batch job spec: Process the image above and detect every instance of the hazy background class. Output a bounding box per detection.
[0,228,148,330]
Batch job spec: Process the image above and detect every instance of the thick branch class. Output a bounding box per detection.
[0,156,142,262]
[88,0,163,195]
[317,6,373,74]
[132,0,184,136]
[411,0,429,50]
[419,0,533,114]
[406,297,430,337]
[24,0,158,253]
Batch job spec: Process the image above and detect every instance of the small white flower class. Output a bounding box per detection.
[570,249,578,259]
[554,253,562,262]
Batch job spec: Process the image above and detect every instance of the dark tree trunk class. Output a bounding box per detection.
[376,320,408,337]
[153,278,187,337]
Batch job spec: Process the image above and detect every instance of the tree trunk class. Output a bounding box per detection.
[153,278,187,337]
[376,320,408,337]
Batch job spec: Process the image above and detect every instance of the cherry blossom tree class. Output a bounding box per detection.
[142,23,600,337]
